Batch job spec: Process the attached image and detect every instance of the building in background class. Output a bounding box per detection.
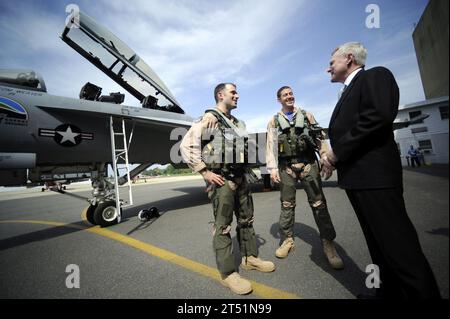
[412,0,449,99]
[394,0,448,166]
[395,96,448,166]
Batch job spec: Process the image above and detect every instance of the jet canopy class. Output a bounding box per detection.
[0,69,47,92]
[61,11,184,114]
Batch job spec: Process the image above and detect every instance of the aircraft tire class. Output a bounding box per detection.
[93,201,119,227]
[86,205,97,225]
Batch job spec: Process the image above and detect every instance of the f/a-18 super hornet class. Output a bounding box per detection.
[0,11,193,227]
[0,9,428,227]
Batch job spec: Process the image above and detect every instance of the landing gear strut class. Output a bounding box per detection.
[85,161,154,227]
[86,175,121,227]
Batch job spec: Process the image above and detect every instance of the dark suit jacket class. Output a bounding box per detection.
[328,67,403,189]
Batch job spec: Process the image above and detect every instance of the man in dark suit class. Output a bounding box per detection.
[322,42,440,299]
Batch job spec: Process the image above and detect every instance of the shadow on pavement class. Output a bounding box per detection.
[403,164,449,178]
[426,227,449,238]
[121,186,209,222]
[268,221,371,298]
[0,221,88,252]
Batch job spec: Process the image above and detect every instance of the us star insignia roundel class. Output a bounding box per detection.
[39,124,94,147]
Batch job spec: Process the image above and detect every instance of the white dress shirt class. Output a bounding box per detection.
[344,67,363,87]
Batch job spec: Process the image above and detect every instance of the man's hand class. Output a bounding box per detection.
[321,149,338,180]
[270,169,281,184]
[323,149,338,167]
[320,163,334,180]
[200,169,225,186]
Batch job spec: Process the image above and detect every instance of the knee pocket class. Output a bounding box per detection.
[213,226,232,249]
[214,202,234,224]
[311,199,326,209]
[280,190,296,204]
[282,200,296,208]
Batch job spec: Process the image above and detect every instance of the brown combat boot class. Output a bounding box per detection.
[322,239,344,269]
[220,272,253,295]
[241,256,275,272]
[275,237,295,258]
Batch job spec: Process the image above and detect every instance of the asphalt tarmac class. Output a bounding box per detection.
[0,167,448,299]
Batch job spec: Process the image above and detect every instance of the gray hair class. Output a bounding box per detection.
[333,42,367,67]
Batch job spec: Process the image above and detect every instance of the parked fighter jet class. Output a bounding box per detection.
[41,180,68,192]
[393,114,430,130]
[0,10,428,228]
[0,11,193,227]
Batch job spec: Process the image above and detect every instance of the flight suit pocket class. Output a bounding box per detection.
[211,196,219,218]
[278,134,290,156]
[247,195,254,216]
[213,225,232,249]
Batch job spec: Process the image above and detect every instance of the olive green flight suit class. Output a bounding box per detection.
[209,176,258,276]
[279,162,336,241]
[270,110,337,241]
[198,109,259,277]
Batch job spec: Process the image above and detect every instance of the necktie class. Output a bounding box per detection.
[338,84,347,99]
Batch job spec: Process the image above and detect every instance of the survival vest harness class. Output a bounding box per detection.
[202,109,253,179]
[275,110,319,165]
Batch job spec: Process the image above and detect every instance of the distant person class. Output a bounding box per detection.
[417,148,425,166]
[180,83,275,295]
[408,145,421,167]
[265,86,344,269]
[323,42,440,299]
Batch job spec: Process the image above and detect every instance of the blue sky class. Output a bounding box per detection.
[0,0,429,132]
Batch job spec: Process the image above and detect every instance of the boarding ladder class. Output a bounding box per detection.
[110,116,134,223]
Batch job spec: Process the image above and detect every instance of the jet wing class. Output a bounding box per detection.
[61,11,183,114]
[393,114,429,130]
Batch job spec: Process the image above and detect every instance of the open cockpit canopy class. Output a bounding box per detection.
[61,11,184,114]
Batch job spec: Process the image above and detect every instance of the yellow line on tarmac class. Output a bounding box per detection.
[80,207,90,226]
[0,219,300,299]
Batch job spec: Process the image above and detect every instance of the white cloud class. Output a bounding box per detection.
[303,102,336,126]
[0,8,139,104]
[91,0,306,91]
[370,28,415,55]
[243,110,278,133]
[370,53,418,70]
[1,0,306,108]
[298,71,329,87]
[0,4,63,54]
[396,70,425,106]
[1,0,425,123]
